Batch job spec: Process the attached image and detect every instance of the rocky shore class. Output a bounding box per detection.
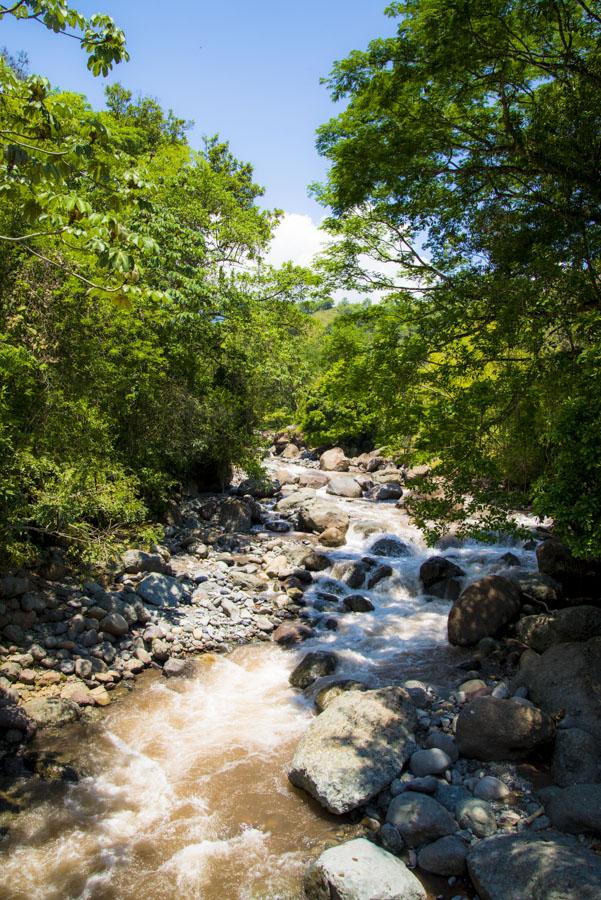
[2,430,601,898]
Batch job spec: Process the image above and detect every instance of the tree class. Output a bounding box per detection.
[310,0,601,555]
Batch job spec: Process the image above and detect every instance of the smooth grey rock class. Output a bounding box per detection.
[409,748,451,777]
[553,728,601,787]
[289,687,417,814]
[417,835,468,876]
[344,594,375,613]
[121,550,167,575]
[327,476,363,499]
[99,612,129,637]
[541,783,601,835]
[474,775,510,801]
[448,576,521,647]
[22,697,80,728]
[319,447,350,472]
[386,793,458,847]
[425,731,459,763]
[314,679,369,712]
[136,573,186,608]
[304,838,425,900]
[298,501,350,536]
[162,657,196,679]
[420,557,465,591]
[275,488,316,512]
[468,831,601,899]
[456,696,554,761]
[456,797,497,837]
[289,651,338,689]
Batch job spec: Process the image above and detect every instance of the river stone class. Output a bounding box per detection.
[136,573,187,608]
[448,576,521,646]
[218,497,253,532]
[386,793,458,847]
[417,835,468,876]
[276,488,316,512]
[517,605,601,654]
[540,784,601,835]
[304,838,426,900]
[553,728,601,786]
[420,556,465,591]
[474,775,510,801]
[299,501,350,536]
[162,657,196,679]
[327,476,363,499]
[507,570,564,608]
[302,551,331,572]
[467,831,601,899]
[289,651,338,689]
[314,679,369,712]
[409,748,451,777]
[121,549,167,575]
[319,526,348,547]
[456,696,555,761]
[344,594,375,613]
[281,441,300,459]
[366,483,403,501]
[272,620,313,645]
[0,576,29,598]
[298,470,329,488]
[99,612,129,637]
[22,697,80,728]
[319,447,350,472]
[425,731,459,763]
[456,797,497,837]
[289,687,417,814]
[369,537,411,558]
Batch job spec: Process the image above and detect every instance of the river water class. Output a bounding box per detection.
[0,461,537,899]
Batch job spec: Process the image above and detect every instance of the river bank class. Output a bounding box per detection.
[1,438,601,898]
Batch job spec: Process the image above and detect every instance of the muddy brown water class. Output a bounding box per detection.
[0,463,537,898]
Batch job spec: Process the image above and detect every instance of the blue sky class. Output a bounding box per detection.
[0,0,395,226]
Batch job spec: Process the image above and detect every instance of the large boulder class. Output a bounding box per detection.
[275,488,316,512]
[516,605,601,653]
[417,835,468,876]
[304,838,426,900]
[536,538,601,599]
[420,556,465,591]
[136,573,187,608]
[281,442,301,459]
[467,831,601,899]
[553,728,601,786]
[289,687,417,814]
[369,537,411,558]
[386,793,458,847]
[447,576,521,646]
[289,651,338,689]
[22,697,80,729]
[540,784,601,835]
[319,447,350,471]
[298,500,350,536]
[298,469,329,488]
[121,549,167,575]
[507,570,563,608]
[455,696,555,761]
[327,476,363,499]
[365,483,403,501]
[218,497,255,532]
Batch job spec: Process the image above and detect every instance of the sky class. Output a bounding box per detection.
[0,1,397,265]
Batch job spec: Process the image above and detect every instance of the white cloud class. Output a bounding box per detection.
[266,212,328,267]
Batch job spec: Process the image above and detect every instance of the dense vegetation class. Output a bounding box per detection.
[302,0,601,557]
[0,2,310,565]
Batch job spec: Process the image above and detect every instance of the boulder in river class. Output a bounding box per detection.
[386,792,458,847]
[467,831,601,899]
[289,686,417,814]
[326,476,363,499]
[298,500,350,536]
[343,594,375,613]
[289,651,338,689]
[218,496,254,532]
[420,556,465,597]
[447,575,521,646]
[455,695,555,761]
[318,526,347,547]
[272,620,313,645]
[319,447,350,471]
[304,838,426,900]
[369,537,411,558]
[22,697,80,729]
[314,679,369,712]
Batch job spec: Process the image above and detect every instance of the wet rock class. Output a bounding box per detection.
[327,476,363,499]
[367,564,393,589]
[22,697,80,728]
[289,687,417,814]
[121,550,167,575]
[318,526,348,547]
[163,657,196,678]
[343,595,375,613]
[369,537,411,558]
[467,831,601,900]
[536,538,601,598]
[89,685,110,706]
[456,796,497,837]
[272,621,313,645]
[456,696,555,761]
[417,835,468,876]
[379,822,405,855]
[314,679,369,712]
[304,838,426,900]
[136,573,187,608]
[540,784,601,835]
[386,793,458,847]
[302,551,331,572]
[420,557,465,593]
[409,748,451,777]
[319,447,350,472]
[289,651,338,689]
[61,681,94,705]
[553,728,601,787]
[448,576,522,647]
[405,776,438,794]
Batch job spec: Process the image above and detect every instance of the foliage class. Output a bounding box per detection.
[307,0,601,555]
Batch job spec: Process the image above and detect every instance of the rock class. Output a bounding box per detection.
[344,594,375,613]
[289,651,338,689]
[458,678,489,700]
[456,797,497,837]
[237,476,278,498]
[163,657,196,678]
[467,831,601,900]
[513,637,601,741]
[409,748,451,777]
[474,775,510,801]
[417,835,468,876]
[455,696,555,761]
[89,685,110,706]
[405,776,438,794]
[2,623,24,644]
[541,784,601,835]
[516,605,601,653]
[447,576,521,646]
[272,621,313,645]
[319,447,350,472]
[327,476,363,499]
[304,838,426,900]
[420,556,465,590]
[298,470,329,488]
[121,550,167,575]
[289,687,417,814]
[0,576,29,598]
[425,732,458,763]
[536,538,601,598]
[61,681,94,705]
[314,679,369,712]
[319,526,347,547]
[99,612,129,637]
[298,501,350,536]
[507,570,564,608]
[302,551,331,572]
[386,793,458,847]
[74,658,93,679]
[22,697,80,728]
[553,728,601,786]
[136,573,187,608]
[369,537,411,558]
[281,442,301,459]
[219,496,254,532]
[276,488,316,512]
[366,483,403,501]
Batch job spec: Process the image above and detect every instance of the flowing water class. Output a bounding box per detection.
[0,460,537,899]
